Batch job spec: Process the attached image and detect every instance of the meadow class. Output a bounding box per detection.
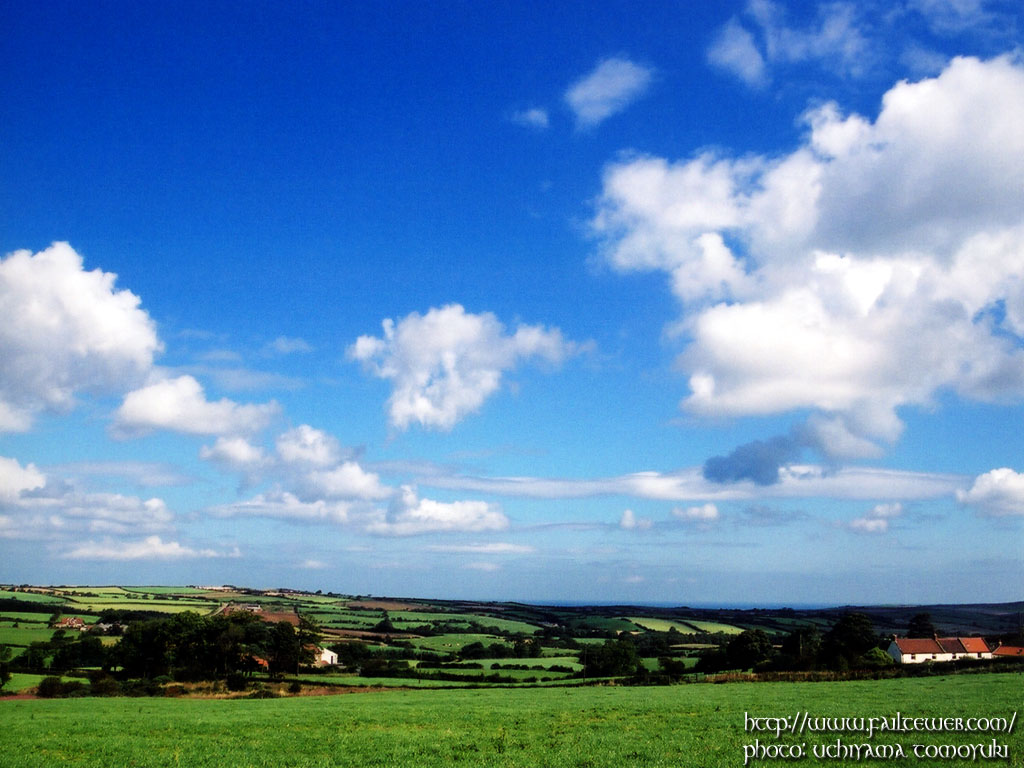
[1,673,1020,767]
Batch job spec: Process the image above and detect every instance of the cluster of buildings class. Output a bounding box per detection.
[887,636,1024,664]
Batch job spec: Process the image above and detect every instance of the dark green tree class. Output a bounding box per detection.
[778,626,822,669]
[907,613,936,638]
[727,629,775,669]
[0,644,11,690]
[267,621,300,676]
[582,638,641,677]
[822,612,879,670]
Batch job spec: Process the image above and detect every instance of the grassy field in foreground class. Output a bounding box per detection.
[1,673,1021,767]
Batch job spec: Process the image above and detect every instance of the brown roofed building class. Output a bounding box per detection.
[888,636,991,664]
[993,645,1024,657]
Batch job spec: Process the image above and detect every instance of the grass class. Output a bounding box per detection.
[626,617,698,633]
[685,619,744,635]
[0,590,66,604]
[2,673,53,693]
[61,600,216,615]
[0,612,57,623]
[0,625,57,646]
[407,633,508,652]
[0,673,1019,766]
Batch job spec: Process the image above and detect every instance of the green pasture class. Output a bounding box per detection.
[407,633,508,652]
[0,612,55,623]
[118,589,209,602]
[0,625,57,647]
[684,619,744,634]
[1,673,53,693]
[401,663,574,681]
[385,611,540,635]
[625,617,697,633]
[307,611,380,627]
[2,673,1020,766]
[0,590,65,604]
[52,589,132,602]
[566,615,640,632]
[481,656,582,671]
[283,594,349,605]
[62,600,215,615]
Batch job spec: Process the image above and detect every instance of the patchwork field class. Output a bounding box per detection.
[1,673,1019,767]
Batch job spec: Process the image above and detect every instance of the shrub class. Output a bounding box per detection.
[225,673,248,692]
[37,676,64,698]
[89,674,123,697]
[288,680,302,694]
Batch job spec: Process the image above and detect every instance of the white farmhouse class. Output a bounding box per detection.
[313,646,338,667]
[887,636,991,664]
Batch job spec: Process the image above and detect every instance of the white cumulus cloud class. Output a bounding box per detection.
[304,462,392,502]
[349,304,575,430]
[593,55,1024,457]
[0,456,46,500]
[275,425,343,467]
[565,56,654,128]
[957,468,1024,516]
[0,457,175,541]
[114,375,279,437]
[199,436,267,469]
[0,242,161,432]
[368,485,508,536]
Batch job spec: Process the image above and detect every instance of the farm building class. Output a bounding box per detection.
[887,636,991,664]
[52,617,89,631]
[992,645,1024,658]
[312,646,338,667]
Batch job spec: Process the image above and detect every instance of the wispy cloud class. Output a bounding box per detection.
[848,502,902,533]
[510,107,549,129]
[565,56,654,128]
[427,542,535,554]
[63,535,239,561]
[263,336,313,355]
[708,19,767,87]
[708,1,872,85]
[420,465,961,503]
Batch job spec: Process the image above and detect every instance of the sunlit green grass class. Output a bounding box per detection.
[0,625,57,646]
[626,617,698,633]
[0,590,65,604]
[2,673,1019,767]
[685,619,744,634]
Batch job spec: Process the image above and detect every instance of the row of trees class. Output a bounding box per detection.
[697,613,890,673]
[9,611,322,681]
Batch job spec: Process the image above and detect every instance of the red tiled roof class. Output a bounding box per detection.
[959,637,990,653]
[893,638,943,654]
[937,637,966,654]
[993,645,1024,657]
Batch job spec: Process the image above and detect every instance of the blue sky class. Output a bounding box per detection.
[2,0,1023,605]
